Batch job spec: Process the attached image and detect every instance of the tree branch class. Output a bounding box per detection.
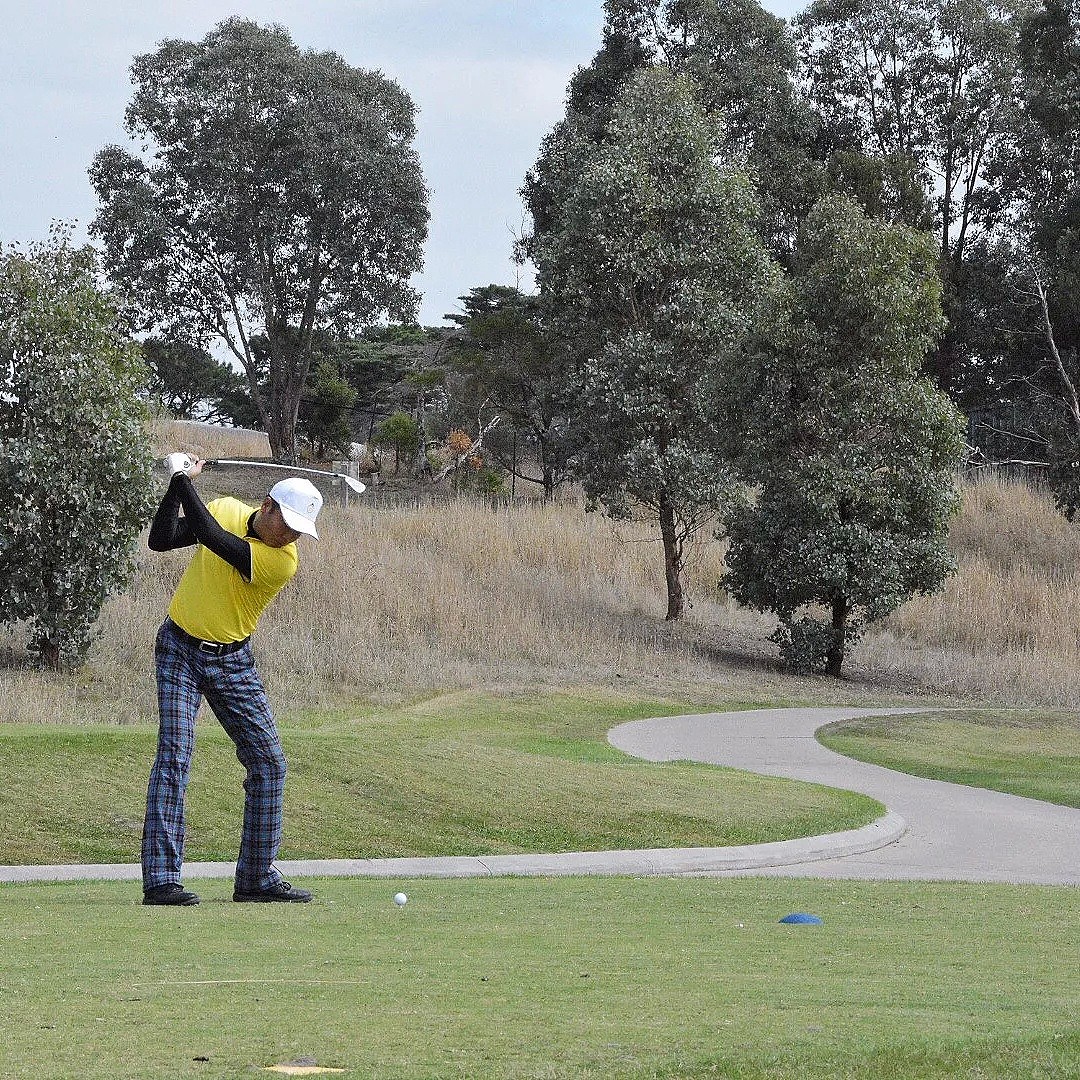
[429,414,502,485]
[1035,272,1080,432]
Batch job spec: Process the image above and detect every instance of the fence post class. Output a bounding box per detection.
[332,459,361,506]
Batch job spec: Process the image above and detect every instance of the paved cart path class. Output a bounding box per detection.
[3,707,1077,886]
[608,707,1080,885]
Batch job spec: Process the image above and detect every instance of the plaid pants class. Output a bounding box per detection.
[142,619,287,892]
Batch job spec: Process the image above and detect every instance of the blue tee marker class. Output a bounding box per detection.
[779,912,823,925]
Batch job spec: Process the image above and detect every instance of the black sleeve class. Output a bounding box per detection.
[147,474,195,551]
[149,474,253,581]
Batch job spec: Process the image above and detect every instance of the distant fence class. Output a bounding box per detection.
[331,459,364,507]
[965,405,1049,484]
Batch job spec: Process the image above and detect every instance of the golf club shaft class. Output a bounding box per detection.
[209,459,366,494]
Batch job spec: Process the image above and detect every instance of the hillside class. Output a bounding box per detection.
[3,423,1079,722]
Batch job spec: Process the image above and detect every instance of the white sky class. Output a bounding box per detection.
[0,1,803,327]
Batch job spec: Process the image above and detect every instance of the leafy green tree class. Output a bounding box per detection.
[372,411,420,474]
[298,354,360,462]
[445,285,580,498]
[524,0,819,260]
[0,229,155,665]
[530,68,782,620]
[332,325,451,448]
[794,0,1033,392]
[90,17,428,463]
[214,378,263,431]
[722,195,965,676]
[608,0,823,250]
[142,338,250,424]
[975,0,1080,510]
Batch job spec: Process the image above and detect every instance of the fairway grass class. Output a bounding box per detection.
[1,876,1077,1079]
[818,710,1080,808]
[0,690,882,865]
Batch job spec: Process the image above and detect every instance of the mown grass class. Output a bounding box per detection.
[3,428,1079,1077]
[0,690,882,865]
[818,710,1080,808]
[1,876,1077,1079]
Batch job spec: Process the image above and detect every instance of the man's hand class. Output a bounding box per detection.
[164,453,205,478]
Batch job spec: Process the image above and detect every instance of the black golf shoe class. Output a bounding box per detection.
[233,880,312,903]
[143,882,200,906]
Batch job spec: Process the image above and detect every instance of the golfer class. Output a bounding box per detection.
[141,456,321,906]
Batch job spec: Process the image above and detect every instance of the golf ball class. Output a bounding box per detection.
[393,892,408,906]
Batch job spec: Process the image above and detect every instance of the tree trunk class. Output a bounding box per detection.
[931,264,958,394]
[37,637,61,670]
[659,494,684,621]
[825,594,848,677]
[264,324,311,464]
[266,427,283,463]
[267,410,298,465]
[933,329,954,395]
[536,429,556,499]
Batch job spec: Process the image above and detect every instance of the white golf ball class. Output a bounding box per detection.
[393,892,408,906]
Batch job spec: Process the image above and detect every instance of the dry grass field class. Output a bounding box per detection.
[868,474,1080,705]
[158,417,271,460]
[3,421,1078,724]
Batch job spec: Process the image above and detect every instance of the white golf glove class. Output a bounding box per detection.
[164,452,195,477]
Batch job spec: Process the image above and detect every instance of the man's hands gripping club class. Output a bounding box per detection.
[164,453,204,479]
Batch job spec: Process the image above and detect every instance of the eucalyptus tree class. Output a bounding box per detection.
[445,285,579,498]
[90,17,428,463]
[530,69,782,620]
[974,0,1080,511]
[722,195,965,676]
[794,0,1033,393]
[602,0,823,252]
[0,229,155,665]
[525,0,818,262]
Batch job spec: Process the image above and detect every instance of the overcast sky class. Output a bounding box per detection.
[1,1,803,327]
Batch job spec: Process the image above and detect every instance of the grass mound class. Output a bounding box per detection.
[0,690,881,865]
[818,709,1080,808]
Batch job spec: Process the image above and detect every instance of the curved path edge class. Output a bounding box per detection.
[609,706,1080,885]
[0,810,906,885]
[5,705,1078,886]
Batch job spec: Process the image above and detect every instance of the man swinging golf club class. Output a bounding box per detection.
[141,454,321,906]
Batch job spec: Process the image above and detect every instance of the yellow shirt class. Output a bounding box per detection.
[168,497,298,643]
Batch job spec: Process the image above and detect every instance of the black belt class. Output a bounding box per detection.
[166,619,249,656]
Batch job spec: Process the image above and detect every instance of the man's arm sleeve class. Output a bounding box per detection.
[148,474,196,551]
[153,475,253,580]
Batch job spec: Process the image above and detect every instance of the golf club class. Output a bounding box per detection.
[165,454,366,494]
[210,459,367,494]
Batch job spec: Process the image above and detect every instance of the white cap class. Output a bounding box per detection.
[269,477,323,540]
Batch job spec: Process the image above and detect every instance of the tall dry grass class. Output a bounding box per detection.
[154,417,271,461]
[869,474,1080,705]
[27,500,789,724]
[5,421,1080,722]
